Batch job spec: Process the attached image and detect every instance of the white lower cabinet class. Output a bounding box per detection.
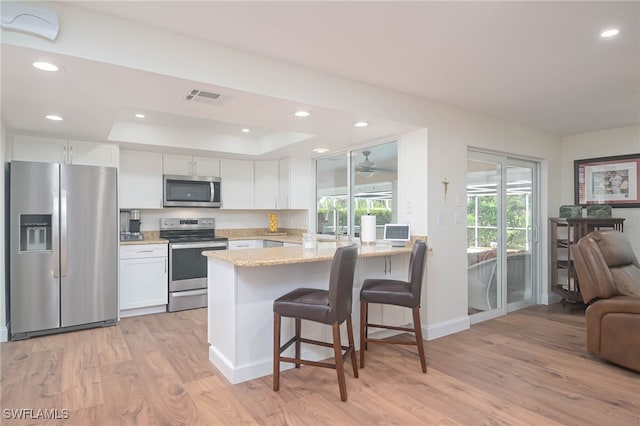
[119,244,168,317]
[228,240,262,250]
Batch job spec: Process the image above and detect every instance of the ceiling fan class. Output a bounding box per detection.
[355,150,394,177]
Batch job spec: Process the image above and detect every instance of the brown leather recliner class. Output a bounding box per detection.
[570,230,640,372]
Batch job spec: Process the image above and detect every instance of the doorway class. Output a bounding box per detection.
[467,151,539,323]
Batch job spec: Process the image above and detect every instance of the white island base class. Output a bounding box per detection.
[205,244,415,384]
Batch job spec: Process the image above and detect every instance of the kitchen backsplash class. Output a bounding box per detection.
[131,209,309,231]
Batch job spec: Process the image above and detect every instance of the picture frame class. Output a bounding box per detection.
[574,153,640,208]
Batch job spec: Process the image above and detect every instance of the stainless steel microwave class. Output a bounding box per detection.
[163,175,221,208]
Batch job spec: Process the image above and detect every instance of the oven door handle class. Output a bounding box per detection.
[172,289,208,297]
[171,242,227,250]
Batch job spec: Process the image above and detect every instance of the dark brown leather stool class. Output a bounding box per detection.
[360,240,427,372]
[273,244,359,402]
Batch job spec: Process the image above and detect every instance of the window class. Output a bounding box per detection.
[316,141,397,239]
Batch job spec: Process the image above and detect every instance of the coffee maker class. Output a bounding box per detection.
[120,210,143,241]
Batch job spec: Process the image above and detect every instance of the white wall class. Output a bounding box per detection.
[398,129,428,235]
[422,110,561,335]
[561,125,640,257]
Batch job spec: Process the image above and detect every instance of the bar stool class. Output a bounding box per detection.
[359,240,428,372]
[273,244,359,402]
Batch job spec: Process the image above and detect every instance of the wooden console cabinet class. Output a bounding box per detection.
[549,217,624,305]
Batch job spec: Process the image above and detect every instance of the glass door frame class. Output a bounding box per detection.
[468,150,541,324]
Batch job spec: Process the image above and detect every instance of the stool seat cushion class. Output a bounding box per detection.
[274,288,331,324]
[361,279,416,307]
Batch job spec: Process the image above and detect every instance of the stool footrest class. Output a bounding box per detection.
[279,336,351,354]
[366,322,415,333]
[280,356,337,369]
[364,338,417,346]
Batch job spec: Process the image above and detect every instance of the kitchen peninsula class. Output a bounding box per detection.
[203,241,417,384]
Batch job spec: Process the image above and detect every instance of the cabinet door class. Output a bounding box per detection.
[254,160,278,209]
[288,157,312,209]
[278,158,290,209]
[68,140,119,167]
[163,154,193,175]
[119,256,168,310]
[228,240,261,250]
[193,156,220,176]
[119,150,163,209]
[11,134,66,163]
[220,159,254,209]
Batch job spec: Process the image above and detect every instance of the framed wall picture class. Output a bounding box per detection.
[574,153,640,208]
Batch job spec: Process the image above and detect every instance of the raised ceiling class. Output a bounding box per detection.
[1,1,638,159]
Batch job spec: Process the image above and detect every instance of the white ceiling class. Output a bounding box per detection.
[2,1,639,158]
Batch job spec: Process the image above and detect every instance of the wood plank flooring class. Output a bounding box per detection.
[1,304,638,425]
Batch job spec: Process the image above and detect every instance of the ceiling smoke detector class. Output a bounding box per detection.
[183,89,225,105]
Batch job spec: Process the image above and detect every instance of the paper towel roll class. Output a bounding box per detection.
[360,215,377,244]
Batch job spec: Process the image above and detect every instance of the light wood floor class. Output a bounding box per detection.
[1,303,638,425]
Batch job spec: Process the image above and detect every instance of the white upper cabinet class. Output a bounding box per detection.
[163,154,220,176]
[278,158,290,209]
[254,160,278,209]
[67,140,119,168]
[280,157,311,210]
[220,159,254,209]
[11,134,119,167]
[119,150,163,209]
[193,156,220,176]
[11,135,66,163]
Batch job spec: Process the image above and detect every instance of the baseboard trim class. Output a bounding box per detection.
[423,315,470,340]
[210,345,333,385]
[0,326,7,342]
[119,305,166,318]
[542,292,562,305]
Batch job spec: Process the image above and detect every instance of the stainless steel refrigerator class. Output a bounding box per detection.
[8,161,118,339]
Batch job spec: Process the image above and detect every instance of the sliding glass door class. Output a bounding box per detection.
[467,151,539,322]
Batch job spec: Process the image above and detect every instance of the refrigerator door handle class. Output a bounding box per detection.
[60,189,68,277]
[52,193,60,278]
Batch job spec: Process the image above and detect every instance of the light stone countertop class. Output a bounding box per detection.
[120,231,168,246]
[203,241,411,267]
[120,238,168,246]
[228,234,303,244]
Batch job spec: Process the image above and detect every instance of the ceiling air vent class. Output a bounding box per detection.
[183,89,224,105]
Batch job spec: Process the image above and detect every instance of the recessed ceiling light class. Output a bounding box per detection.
[600,28,619,38]
[241,128,251,133]
[354,121,369,128]
[135,113,145,118]
[45,115,63,121]
[313,148,329,153]
[33,62,59,72]
[294,110,311,117]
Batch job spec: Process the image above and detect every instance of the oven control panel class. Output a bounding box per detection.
[161,217,215,229]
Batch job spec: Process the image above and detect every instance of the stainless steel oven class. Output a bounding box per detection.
[160,218,228,312]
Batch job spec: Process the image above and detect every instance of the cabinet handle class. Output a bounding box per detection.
[164,258,167,273]
[69,146,73,164]
[388,256,392,274]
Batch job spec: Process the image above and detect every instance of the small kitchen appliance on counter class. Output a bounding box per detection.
[120,209,143,241]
